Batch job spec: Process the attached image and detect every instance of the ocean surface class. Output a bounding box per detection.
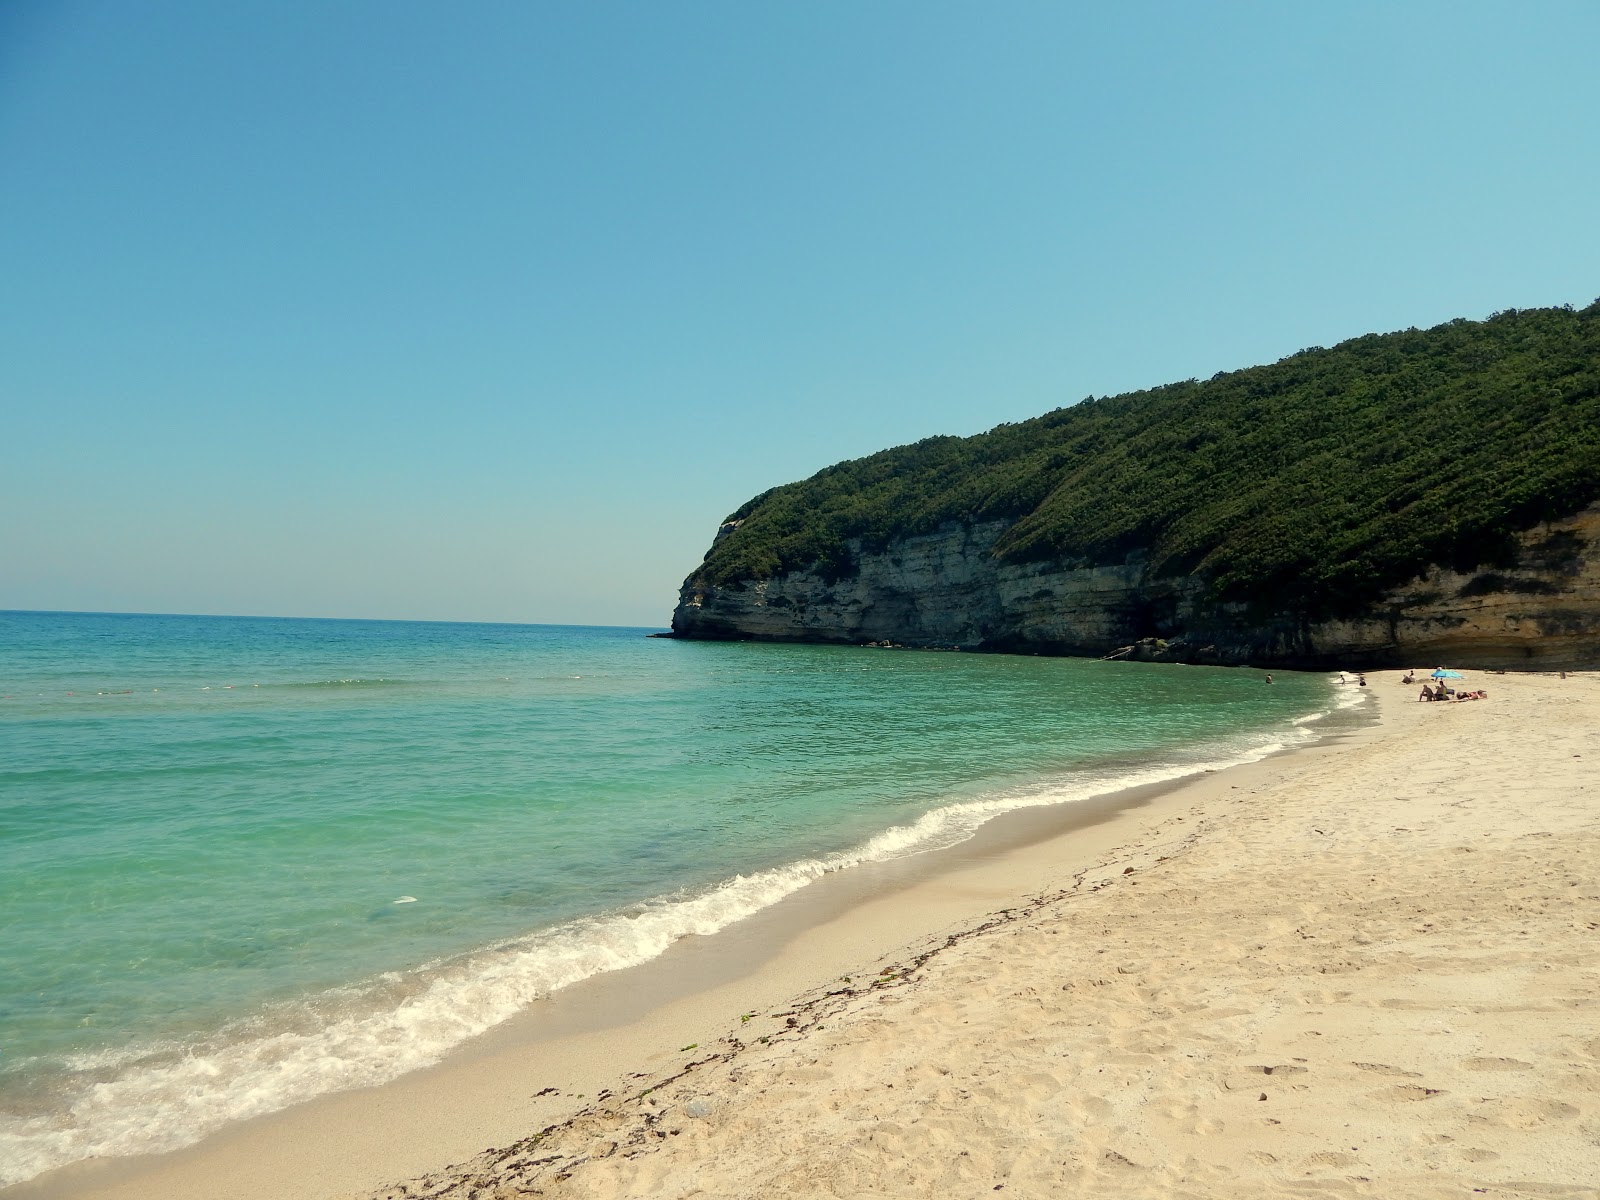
[0,611,1361,1186]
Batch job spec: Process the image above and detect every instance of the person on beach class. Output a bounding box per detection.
[1402,671,1416,684]
[1265,674,1274,684]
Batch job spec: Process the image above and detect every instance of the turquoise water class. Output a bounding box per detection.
[0,611,1351,1184]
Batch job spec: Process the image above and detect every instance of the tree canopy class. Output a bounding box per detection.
[695,303,1600,618]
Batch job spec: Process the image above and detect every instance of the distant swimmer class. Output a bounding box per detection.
[392,896,418,904]
[1265,674,1274,684]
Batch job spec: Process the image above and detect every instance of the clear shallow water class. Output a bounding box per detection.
[0,611,1353,1184]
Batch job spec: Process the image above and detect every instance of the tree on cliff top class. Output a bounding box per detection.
[694,302,1600,618]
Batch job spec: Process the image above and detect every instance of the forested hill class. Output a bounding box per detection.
[693,303,1600,622]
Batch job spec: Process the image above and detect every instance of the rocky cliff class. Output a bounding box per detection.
[669,306,1600,668]
[671,503,1600,670]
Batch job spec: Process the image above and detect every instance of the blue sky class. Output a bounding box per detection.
[3,1,1597,626]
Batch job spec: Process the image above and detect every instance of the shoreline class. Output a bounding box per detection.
[7,680,1368,1199]
[396,667,1593,1198]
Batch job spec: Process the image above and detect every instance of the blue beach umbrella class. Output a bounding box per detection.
[1431,668,1465,679]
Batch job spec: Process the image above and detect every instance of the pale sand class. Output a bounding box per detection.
[19,672,1598,1199]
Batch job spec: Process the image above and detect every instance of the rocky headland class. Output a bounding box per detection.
[672,504,1600,669]
[670,304,1600,669]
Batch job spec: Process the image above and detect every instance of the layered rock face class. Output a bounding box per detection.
[671,505,1600,669]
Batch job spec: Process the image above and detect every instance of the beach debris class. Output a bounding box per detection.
[682,1097,714,1119]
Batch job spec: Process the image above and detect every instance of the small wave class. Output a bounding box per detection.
[1291,675,1376,725]
[1333,685,1372,711]
[0,708,1328,1187]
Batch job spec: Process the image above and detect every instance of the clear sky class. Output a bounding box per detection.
[3,1,1597,626]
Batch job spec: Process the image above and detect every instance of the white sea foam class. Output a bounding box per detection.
[1291,676,1373,724]
[0,689,1354,1187]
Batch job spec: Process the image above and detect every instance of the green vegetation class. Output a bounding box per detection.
[697,303,1600,617]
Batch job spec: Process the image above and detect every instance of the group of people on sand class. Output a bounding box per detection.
[1403,666,1488,702]
[1283,667,1491,702]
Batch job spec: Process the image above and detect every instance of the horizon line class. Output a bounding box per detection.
[0,608,672,631]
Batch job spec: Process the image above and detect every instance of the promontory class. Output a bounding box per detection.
[671,302,1600,669]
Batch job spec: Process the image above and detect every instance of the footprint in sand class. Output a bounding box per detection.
[1474,1096,1580,1129]
[1302,1151,1360,1168]
[1373,1084,1446,1102]
[1352,1062,1423,1078]
[1460,1056,1533,1071]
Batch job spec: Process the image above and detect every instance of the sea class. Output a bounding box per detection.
[0,610,1364,1186]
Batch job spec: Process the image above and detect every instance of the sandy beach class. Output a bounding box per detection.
[19,670,1598,1200]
